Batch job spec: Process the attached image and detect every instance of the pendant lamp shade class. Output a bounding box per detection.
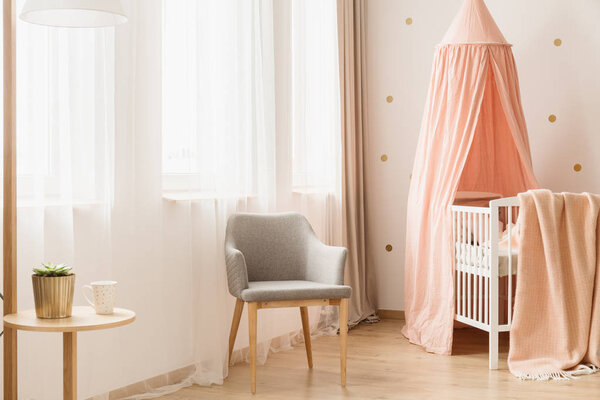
[20,0,127,27]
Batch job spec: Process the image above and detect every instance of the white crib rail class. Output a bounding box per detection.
[452,206,491,330]
[451,197,519,369]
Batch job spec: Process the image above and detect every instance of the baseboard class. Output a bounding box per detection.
[377,309,405,320]
[88,365,195,400]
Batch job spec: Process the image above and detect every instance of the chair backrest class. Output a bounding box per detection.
[225,212,314,282]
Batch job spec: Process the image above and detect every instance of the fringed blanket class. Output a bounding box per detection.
[508,189,600,380]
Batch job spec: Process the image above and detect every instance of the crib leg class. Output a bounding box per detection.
[489,329,498,370]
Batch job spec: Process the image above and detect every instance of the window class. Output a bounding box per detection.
[162,0,274,197]
[290,0,341,192]
[162,0,340,197]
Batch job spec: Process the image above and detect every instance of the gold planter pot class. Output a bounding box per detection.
[32,274,75,319]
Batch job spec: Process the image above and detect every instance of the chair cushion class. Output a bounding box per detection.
[240,280,352,302]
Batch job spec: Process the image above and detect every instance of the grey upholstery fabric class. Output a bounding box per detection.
[224,212,351,301]
[241,281,352,302]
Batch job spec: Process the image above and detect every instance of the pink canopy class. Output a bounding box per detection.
[402,0,538,355]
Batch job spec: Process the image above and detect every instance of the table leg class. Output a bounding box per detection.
[63,332,77,400]
[4,327,18,399]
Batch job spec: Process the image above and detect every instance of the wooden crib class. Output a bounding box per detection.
[451,197,519,369]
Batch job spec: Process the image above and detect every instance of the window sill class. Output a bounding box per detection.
[292,188,338,195]
[162,192,258,202]
[163,192,213,202]
[163,191,338,201]
[16,200,106,208]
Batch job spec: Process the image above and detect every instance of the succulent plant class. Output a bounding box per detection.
[32,262,73,277]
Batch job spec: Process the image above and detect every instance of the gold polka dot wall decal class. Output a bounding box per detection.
[573,163,582,172]
[548,114,557,123]
[381,154,388,162]
[386,95,394,103]
[554,38,562,47]
[406,17,413,25]
[385,244,393,252]
[410,173,413,179]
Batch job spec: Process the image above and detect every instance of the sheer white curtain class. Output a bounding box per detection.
[1,0,115,398]
[291,0,341,192]
[0,0,342,398]
[287,0,342,273]
[162,0,275,201]
[16,22,114,205]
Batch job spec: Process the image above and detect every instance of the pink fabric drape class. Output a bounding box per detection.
[402,0,538,355]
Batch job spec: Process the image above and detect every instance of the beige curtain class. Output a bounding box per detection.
[337,0,376,325]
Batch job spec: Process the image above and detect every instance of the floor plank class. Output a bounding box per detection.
[157,320,600,399]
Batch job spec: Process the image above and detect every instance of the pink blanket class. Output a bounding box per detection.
[509,190,600,379]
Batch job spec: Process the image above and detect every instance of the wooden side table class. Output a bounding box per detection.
[4,306,135,400]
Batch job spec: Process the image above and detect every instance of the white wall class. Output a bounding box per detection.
[366,0,600,311]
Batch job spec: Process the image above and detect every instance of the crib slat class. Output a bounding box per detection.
[456,211,461,317]
[476,213,480,322]
[484,213,489,325]
[452,210,455,310]
[468,213,472,319]
[453,210,459,317]
[459,210,462,318]
[472,213,477,322]
[462,212,466,316]
[478,213,483,323]
[508,206,513,325]
[475,213,479,321]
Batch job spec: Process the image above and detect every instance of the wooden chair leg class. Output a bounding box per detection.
[299,306,313,368]
[248,302,258,394]
[228,298,244,364]
[339,298,348,387]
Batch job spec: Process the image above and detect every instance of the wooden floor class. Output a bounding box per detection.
[158,319,600,399]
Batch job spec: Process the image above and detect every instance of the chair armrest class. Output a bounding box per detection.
[224,246,249,298]
[306,239,347,286]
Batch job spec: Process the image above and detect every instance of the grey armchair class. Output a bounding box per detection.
[224,212,351,393]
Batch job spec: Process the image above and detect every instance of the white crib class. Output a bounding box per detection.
[451,197,519,369]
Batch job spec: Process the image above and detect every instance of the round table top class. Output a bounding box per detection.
[3,306,135,332]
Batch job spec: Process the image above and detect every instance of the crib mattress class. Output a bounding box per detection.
[455,242,518,276]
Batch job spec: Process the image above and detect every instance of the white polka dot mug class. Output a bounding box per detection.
[83,281,117,315]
